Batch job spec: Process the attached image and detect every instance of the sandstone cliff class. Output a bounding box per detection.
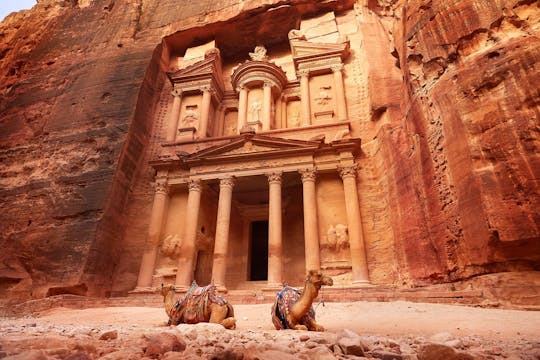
[0,0,538,303]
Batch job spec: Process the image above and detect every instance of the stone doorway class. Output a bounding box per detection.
[249,220,269,281]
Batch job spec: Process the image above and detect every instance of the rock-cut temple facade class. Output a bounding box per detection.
[133,17,373,292]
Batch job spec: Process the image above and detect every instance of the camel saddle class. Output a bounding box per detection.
[271,285,316,330]
[168,281,228,325]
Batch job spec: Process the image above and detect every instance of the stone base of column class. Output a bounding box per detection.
[173,285,190,293]
[262,284,283,295]
[215,285,228,294]
[128,287,157,295]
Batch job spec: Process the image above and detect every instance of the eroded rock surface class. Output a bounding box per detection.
[0,0,538,303]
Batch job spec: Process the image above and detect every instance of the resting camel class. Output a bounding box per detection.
[271,270,333,331]
[160,282,236,329]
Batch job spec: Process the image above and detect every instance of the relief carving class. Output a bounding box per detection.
[154,181,169,195]
[321,224,350,265]
[249,99,262,122]
[182,105,199,126]
[291,111,300,127]
[315,85,332,105]
[161,234,182,258]
[249,45,269,61]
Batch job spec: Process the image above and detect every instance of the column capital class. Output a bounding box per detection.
[297,69,310,78]
[188,179,202,192]
[171,89,183,98]
[200,85,215,95]
[219,177,236,189]
[266,172,283,184]
[338,164,359,179]
[154,180,169,195]
[299,168,317,183]
[235,84,247,93]
[263,80,273,88]
[331,64,344,72]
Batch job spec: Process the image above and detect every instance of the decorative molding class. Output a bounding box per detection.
[155,181,169,195]
[219,177,236,189]
[297,69,310,78]
[171,89,182,97]
[188,179,202,192]
[299,168,317,182]
[331,64,344,72]
[266,172,282,184]
[231,62,287,94]
[338,164,359,179]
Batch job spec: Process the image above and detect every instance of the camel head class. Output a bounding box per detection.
[159,283,175,298]
[306,270,333,289]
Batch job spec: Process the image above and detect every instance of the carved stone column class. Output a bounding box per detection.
[338,165,369,284]
[332,64,348,121]
[175,179,202,287]
[199,86,212,138]
[267,172,283,287]
[281,96,288,128]
[298,70,311,126]
[217,105,226,137]
[136,180,169,288]
[262,81,272,131]
[237,85,248,134]
[275,96,283,129]
[300,168,321,272]
[166,89,182,142]
[211,177,235,290]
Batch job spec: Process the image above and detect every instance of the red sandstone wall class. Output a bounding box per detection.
[388,0,540,284]
[1,0,538,302]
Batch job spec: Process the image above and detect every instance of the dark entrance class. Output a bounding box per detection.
[249,220,268,281]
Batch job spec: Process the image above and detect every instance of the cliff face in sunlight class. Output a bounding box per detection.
[0,0,538,302]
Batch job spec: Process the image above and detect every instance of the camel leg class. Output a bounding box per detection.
[286,316,308,331]
[305,317,325,332]
[209,304,236,329]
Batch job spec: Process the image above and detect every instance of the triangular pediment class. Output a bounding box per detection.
[290,39,350,60]
[181,133,323,164]
[167,50,224,87]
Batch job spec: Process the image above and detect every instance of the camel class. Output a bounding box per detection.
[271,270,334,331]
[160,281,236,329]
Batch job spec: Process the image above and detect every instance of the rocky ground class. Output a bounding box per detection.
[0,301,539,359]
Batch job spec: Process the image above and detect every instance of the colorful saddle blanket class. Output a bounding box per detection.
[271,285,316,330]
[168,282,228,325]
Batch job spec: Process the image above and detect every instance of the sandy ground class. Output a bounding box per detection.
[29,300,540,341]
[2,301,540,359]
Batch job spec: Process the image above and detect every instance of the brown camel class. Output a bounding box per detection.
[160,282,236,329]
[271,270,333,331]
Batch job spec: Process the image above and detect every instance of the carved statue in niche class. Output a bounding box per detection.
[324,224,349,250]
[161,234,182,258]
[315,85,332,105]
[249,45,268,61]
[249,99,262,122]
[182,105,199,126]
[291,111,300,127]
[321,224,350,267]
[225,123,237,135]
